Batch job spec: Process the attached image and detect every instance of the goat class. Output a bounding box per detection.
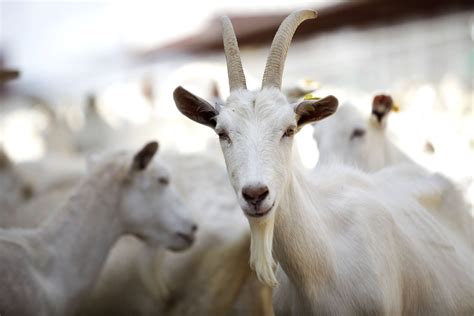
[9,150,272,315]
[173,10,474,314]
[0,141,196,316]
[313,94,473,247]
[313,95,411,170]
[0,148,34,228]
[74,94,117,154]
[78,152,272,316]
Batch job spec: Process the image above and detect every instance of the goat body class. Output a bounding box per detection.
[272,162,473,314]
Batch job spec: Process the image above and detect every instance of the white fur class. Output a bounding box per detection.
[207,88,473,314]
[11,152,273,315]
[78,152,273,316]
[313,101,473,247]
[313,102,410,171]
[0,151,34,228]
[0,147,196,316]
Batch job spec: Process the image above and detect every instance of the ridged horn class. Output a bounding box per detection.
[221,16,247,91]
[262,10,317,89]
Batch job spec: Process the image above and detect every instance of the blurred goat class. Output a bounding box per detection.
[313,94,473,247]
[78,152,272,316]
[8,150,272,315]
[0,148,34,228]
[0,142,196,316]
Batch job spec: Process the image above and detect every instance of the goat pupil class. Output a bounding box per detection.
[284,128,295,137]
[218,132,230,143]
[350,128,366,140]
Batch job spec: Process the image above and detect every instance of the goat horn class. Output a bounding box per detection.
[262,10,317,89]
[222,16,247,92]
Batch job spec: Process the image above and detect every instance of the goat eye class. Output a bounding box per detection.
[350,128,366,140]
[158,177,169,185]
[217,131,231,143]
[283,127,297,138]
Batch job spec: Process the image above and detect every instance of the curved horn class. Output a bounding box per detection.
[262,10,317,89]
[221,16,247,92]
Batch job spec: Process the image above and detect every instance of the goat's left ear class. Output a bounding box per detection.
[173,86,218,128]
[294,95,338,127]
[132,141,159,171]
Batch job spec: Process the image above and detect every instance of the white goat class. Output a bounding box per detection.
[78,152,272,316]
[313,94,411,170]
[313,94,473,247]
[74,94,117,154]
[0,141,196,316]
[10,151,272,315]
[17,153,85,196]
[0,149,34,228]
[173,10,474,314]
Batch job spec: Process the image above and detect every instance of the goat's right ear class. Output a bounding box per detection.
[173,86,218,128]
[132,141,159,171]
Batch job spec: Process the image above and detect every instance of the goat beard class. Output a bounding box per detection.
[248,211,278,287]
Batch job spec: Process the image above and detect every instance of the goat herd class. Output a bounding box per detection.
[0,9,473,316]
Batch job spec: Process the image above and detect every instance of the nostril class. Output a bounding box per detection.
[191,224,198,233]
[258,189,269,202]
[242,184,269,205]
[242,191,252,202]
[176,231,194,244]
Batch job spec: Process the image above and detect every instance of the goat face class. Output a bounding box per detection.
[313,103,370,166]
[174,87,337,220]
[313,96,393,171]
[91,142,197,251]
[174,10,337,221]
[215,89,295,218]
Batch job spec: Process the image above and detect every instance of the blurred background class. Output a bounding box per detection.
[1,0,473,202]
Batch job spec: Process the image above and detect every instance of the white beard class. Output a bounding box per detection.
[249,211,278,287]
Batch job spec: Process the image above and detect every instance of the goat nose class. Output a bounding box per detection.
[242,184,269,205]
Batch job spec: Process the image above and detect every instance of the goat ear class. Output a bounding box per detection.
[132,141,159,171]
[21,183,35,200]
[0,149,12,169]
[173,86,218,128]
[372,94,393,124]
[295,95,338,127]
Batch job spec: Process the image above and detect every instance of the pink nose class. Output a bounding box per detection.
[242,184,269,207]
